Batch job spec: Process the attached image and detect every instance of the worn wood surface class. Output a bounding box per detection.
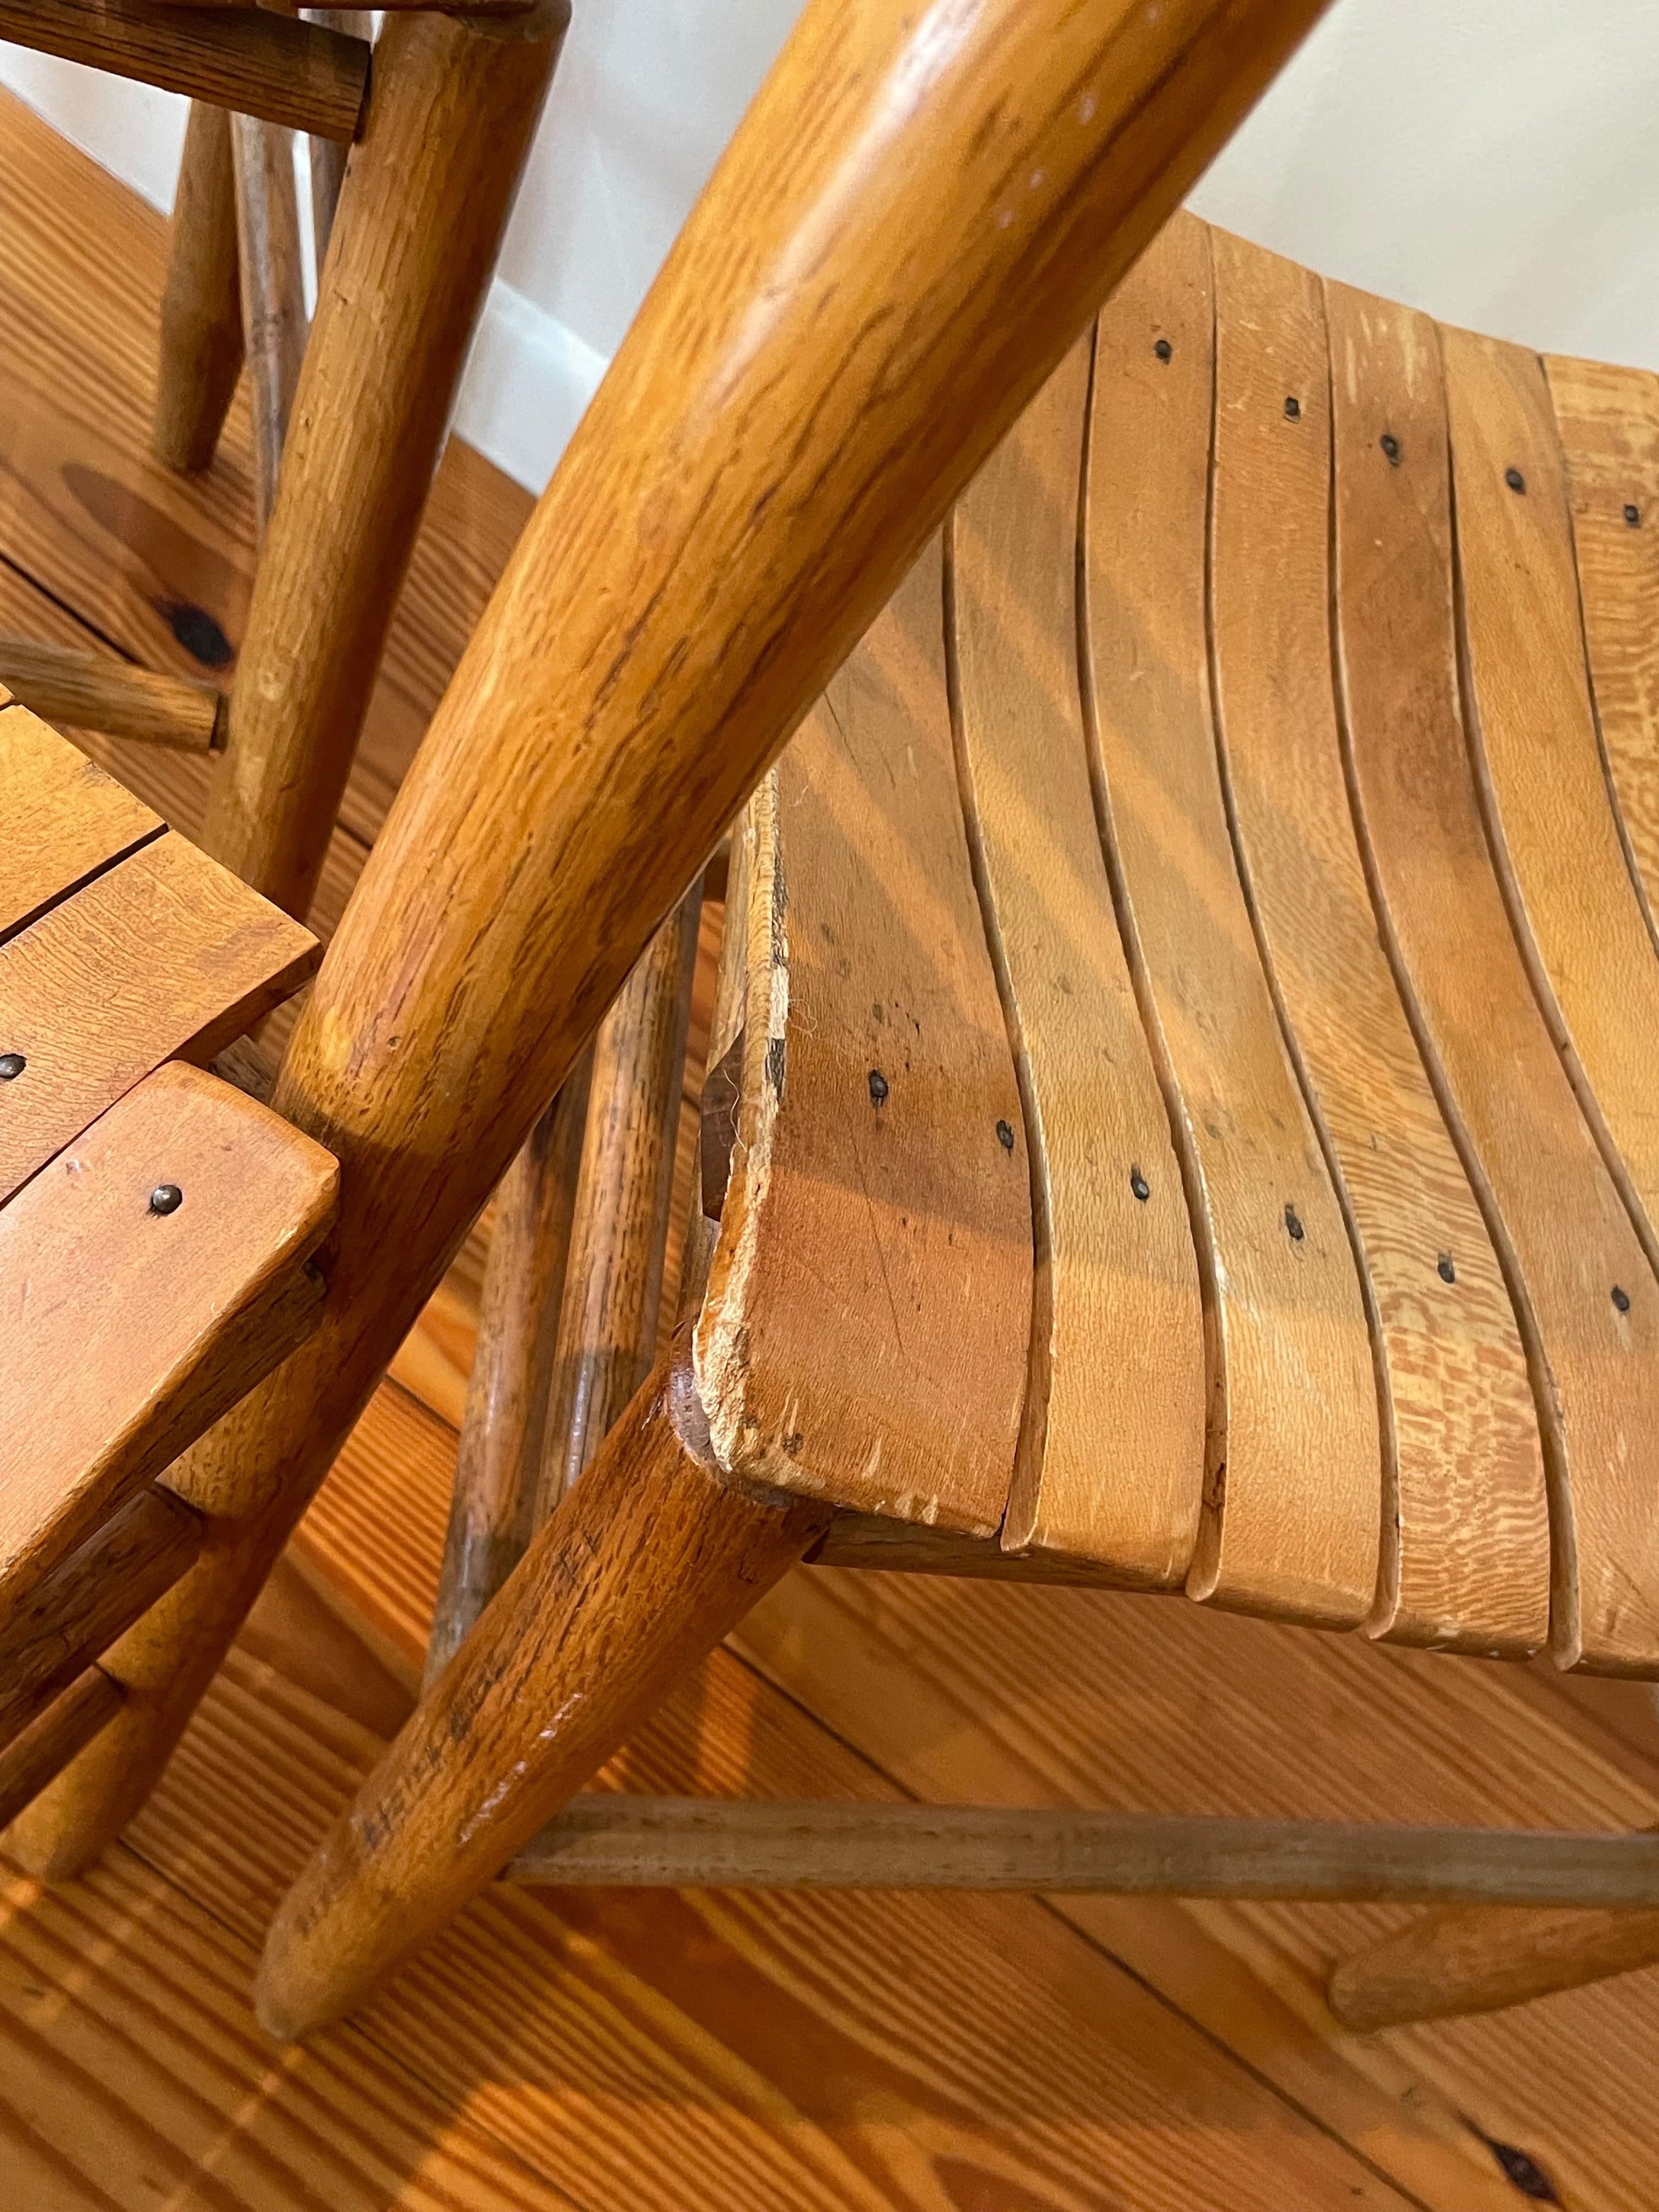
[306,9,374,266]
[0,633,223,749]
[153,99,242,473]
[0,1667,123,1834]
[950,337,1205,1579]
[0,1062,335,1605]
[0,700,161,937]
[1330,286,1659,1677]
[231,114,306,545]
[1084,215,1379,1626]
[0,0,369,138]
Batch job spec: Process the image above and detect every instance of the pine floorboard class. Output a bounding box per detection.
[0,79,1652,2209]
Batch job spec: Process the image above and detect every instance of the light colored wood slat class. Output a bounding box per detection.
[1545,353,1659,938]
[0,1667,122,1833]
[1328,280,1659,1676]
[0,1063,335,1607]
[1207,234,1548,1656]
[949,334,1205,1580]
[230,115,306,545]
[0,635,223,751]
[507,1793,1659,1906]
[1445,326,1659,1269]
[1081,212,1378,1627]
[0,699,161,940]
[0,823,318,1200]
[697,539,1032,1534]
[0,1487,200,1748]
[0,0,368,141]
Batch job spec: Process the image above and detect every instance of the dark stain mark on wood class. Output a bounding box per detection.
[166,601,234,668]
[1478,2134,1560,2203]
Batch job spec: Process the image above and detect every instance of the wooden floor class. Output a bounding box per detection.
[4,89,1659,2210]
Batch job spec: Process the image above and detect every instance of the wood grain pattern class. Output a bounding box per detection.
[948,336,1205,1577]
[0,1487,199,1750]
[540,893,702,1505]
[206,0,567,919]
[0,0,369,139]
[1206,234,1548,1655]
[0,1667,122,1833]
[0,699,161,939]
[306,10,373,267]
[257,1352,831,2037]
[1328,282,1659,1675]
[698,544,1031,1532]
[1546,352,1659,945]
[0,1063,335,1605]
[230,114,306,545]
[1446,325,1659,1272]
[152,99,242,473]
[426,1059,592,1685]
[1083,213,1378,1626]
[0,635,223,751]
[0,823,318,1200]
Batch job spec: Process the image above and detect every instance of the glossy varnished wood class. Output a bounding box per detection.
[1084,214,1378,1625]
[152,99,241,474]
[948,337,1205,1577]
[0,634,223,751]
[1328,284,1659,1675]
[231,114,306,545]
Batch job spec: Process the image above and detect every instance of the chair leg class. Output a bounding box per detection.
[1328,1886,1659,2029]
[230,114,307,544]
[201,0,566,918]
[153,101,242,476]
[255,1348,828,2039]
[305,10,373,268]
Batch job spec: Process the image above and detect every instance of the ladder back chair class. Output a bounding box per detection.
[234,54,1659,2039]
[0,696,336,1839]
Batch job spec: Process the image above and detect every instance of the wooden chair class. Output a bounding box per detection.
[0,0,566,923]
[0,695,336,1841]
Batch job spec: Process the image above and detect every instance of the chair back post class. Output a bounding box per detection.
[15,0,1332,1874]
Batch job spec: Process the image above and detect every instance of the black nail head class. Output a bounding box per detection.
[1437,1253,1456,1284]
[1613,1284,1632,1314]
[1626,503,1643,528]
[1380,433,1401,465]
[1154,338,1173,363]
[1130,1166,1150,1202]
[1505,466,1526,494]
[149,1184,183,1216]
[867,1070,888,1107]
[996,1119,1015,1153]
[1284,1203,1305,1243]
[0,1052,24,1080]
[1284,395,1301,421]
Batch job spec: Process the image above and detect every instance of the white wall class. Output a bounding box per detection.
[5,0,1658,493]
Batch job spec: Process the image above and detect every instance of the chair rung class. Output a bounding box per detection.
[0,0,368,140]
[0,1667,123,1832]
[0,639,223,754]
[500,1797,1659,1910]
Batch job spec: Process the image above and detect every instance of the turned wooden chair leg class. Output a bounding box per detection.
[204,1,567,918]
[257,1346,829,2038]
[230,114,307,544]
[153,101,242,475]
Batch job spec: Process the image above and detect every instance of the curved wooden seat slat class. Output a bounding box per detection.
[694,539,1032,1537]
[1081,213,1378,1628]
[1206,236,1547,1656]
[1328,286,1659,1675]
[1444,326,1659,1275]
[1544,353,1659,945]
[949,334,1205,1582]
[1,701,162,943]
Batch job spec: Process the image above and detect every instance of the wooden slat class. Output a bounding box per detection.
[0,637,223,751]
[0,700,161,940]
[1546,354,1659,938]
[1444,326,1659,1271]
[948,334,1205,1579]
[696,539,1032,1535]
[0,0,369,141]
[0,822,318,1200]
[1206,234,1548,1655]
[1328,280,1659,1676]
[0,1062,336,1607]
[1081,212,1378,1627]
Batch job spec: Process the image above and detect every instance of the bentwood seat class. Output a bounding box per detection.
[0,698,334,1834]
[245,201,1659,2041]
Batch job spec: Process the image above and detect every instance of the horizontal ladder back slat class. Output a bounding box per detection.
[1327,281,1659,1675]
[1207,233,1547,1654]
[1082,211,1378,1627]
